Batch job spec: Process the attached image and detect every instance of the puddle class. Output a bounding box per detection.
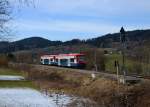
[0,88,98,107]
[0,75,24,81]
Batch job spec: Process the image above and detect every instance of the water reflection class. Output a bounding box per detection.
[41,89,99,107]
[0,88,98,107]
[0,75,24,81]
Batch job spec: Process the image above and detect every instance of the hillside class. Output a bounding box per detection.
[0,37,62,53]
[0,29,150,53]
[86,29,150,48]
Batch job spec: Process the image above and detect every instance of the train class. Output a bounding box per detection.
[40,53,86,68]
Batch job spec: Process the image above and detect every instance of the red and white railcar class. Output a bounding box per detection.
[40,53,86,68]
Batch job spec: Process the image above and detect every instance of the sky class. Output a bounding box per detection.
[10,0,150,41]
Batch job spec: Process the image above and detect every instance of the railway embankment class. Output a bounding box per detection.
[8,62,150,107]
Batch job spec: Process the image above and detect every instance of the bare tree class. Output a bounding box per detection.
[0,0,11,40]
[0,0,33,41]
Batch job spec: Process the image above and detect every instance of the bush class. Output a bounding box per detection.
[0,55,8,67]
[85,49,106,71]
[7,53,15,62]
[129,62,143,75]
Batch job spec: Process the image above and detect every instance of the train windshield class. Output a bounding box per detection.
[78,55,85,62]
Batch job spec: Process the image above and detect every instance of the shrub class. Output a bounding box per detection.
[85,49,106,71]
[0,55,8,67]
[131,62,143,74]
[7,53,15,62]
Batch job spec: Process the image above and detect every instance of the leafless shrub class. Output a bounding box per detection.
[0,55,8,67]
[0,0,35,41]
[85,48,106,71]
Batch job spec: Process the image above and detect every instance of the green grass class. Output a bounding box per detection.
[105,53,150,75]
[0,68,24,76]
[0,68,38,89]
[105,53,122,73]
[0,80,38,89]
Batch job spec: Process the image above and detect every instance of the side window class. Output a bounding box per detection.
[44,59,49,64]
[41,59,43,62]
[56,59,58,62]
[70,58,74,62]
[50,59,53,62]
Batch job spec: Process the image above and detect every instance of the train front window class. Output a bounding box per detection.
[78,56,85,61]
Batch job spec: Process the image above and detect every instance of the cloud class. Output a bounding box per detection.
[14,19,121,34]
[15,19,150,34]
[35,0,150,16]
[11,0,150,41]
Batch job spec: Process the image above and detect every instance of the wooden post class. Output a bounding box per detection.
[94,50,98,72]
[120,27,126,84]
[115,60,119,82]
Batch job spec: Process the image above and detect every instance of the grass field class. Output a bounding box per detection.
[0,80,37,88]
[105,53,150,75]
[0,68,37,89]
[0,68,24,76]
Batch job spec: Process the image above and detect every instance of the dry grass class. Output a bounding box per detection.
[76,78,119,107]
[0,68,23,76]
[0,56,8,67]
[9,63,150,107]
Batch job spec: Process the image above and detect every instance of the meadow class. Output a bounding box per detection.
[0,68,37,88]
[105,53,150,75]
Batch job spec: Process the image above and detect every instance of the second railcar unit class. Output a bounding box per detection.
[40,53,86,68]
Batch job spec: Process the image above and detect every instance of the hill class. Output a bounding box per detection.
[0,37,62,53]
[86,29,150,48]
[0,29,150,53]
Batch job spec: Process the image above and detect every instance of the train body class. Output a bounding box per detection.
[40,53,86,68]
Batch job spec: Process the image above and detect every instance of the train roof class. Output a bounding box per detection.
[59,53,85,56]
[41,53,85,57]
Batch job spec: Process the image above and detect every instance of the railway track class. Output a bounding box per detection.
[9,62,148,83]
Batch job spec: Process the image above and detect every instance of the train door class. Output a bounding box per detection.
[43,59,49,65]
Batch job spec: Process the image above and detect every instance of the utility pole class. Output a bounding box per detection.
[120,27,129,107]
[120,27,126,84]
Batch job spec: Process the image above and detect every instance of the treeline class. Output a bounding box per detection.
[0,53,15,67]
[1,29,150,53]
[0,47,106,72]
